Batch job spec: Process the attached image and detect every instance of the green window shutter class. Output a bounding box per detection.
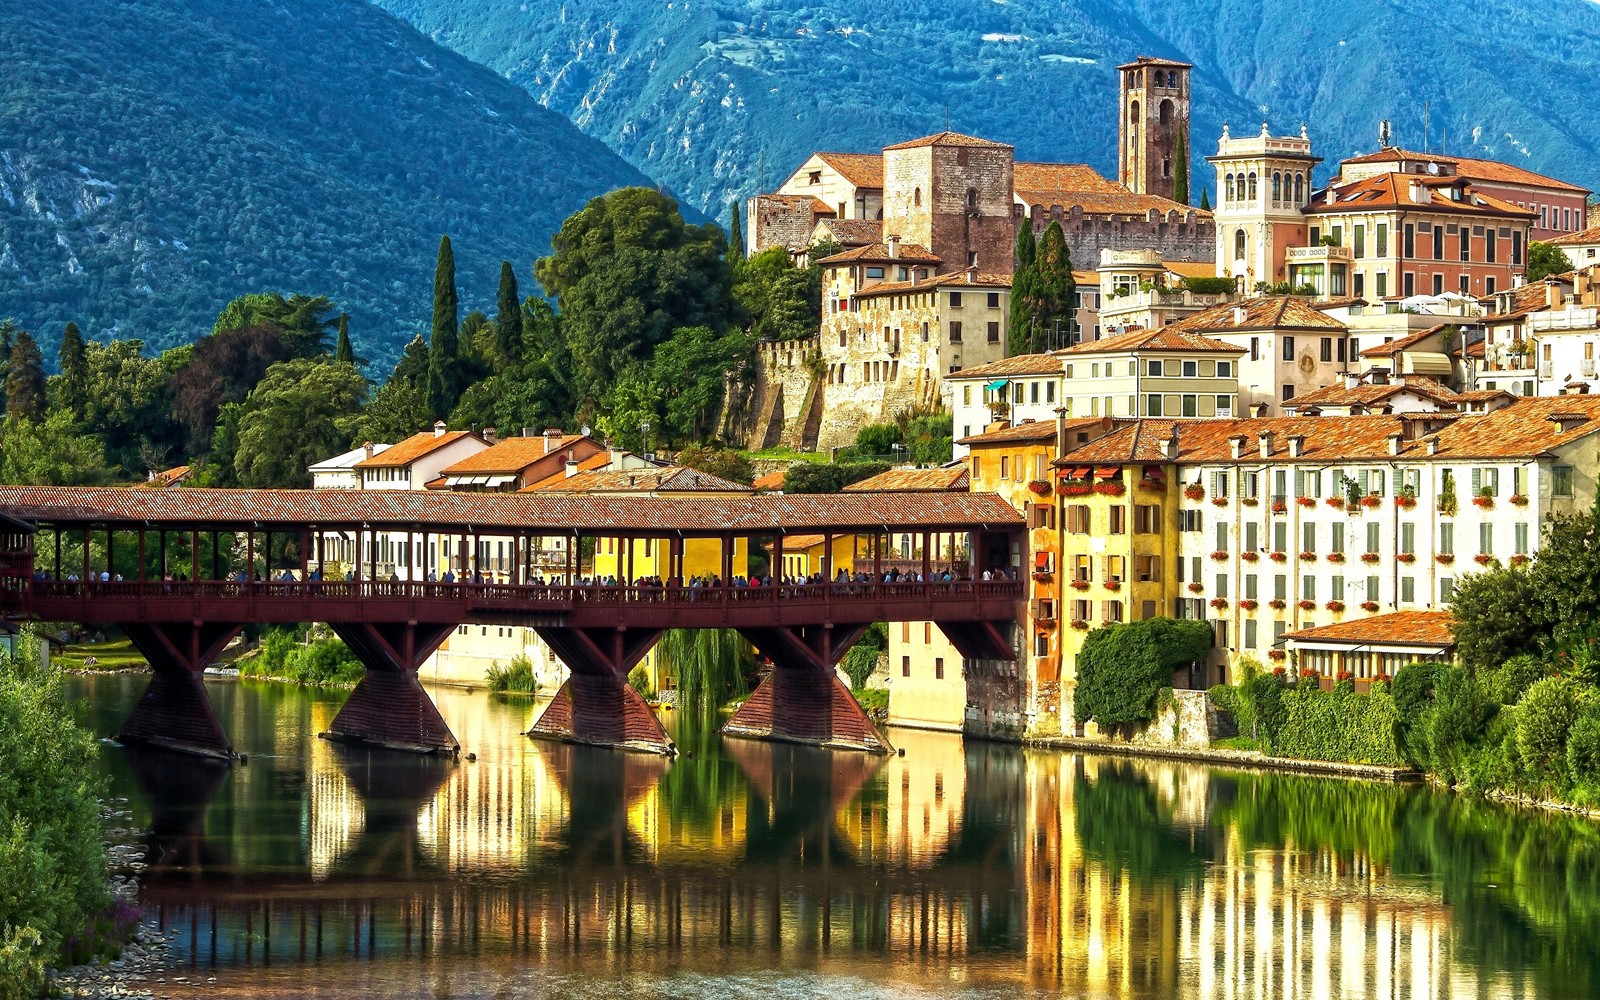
[1471,468,1482,494]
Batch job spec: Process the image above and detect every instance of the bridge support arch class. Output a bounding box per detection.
[119,621,244,759]
[527,626,674,756]
[321,622,459,755]
[726,624,893,754]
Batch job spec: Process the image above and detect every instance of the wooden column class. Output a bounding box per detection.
[190,529,199,581]
[246,530,254,583]
[82,527,90,581]
[137,529,146,583]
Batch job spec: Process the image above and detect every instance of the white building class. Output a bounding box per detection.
[944,354,1066,457]
[309,443,390,490]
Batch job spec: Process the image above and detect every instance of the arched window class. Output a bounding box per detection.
[1129,101,1141,126]
[1294,173,1304,204]
[1247,172,1258,201]
[1235,229,1247,261]
[913,187,921,208]
[1272,172,1282,203]
[1159,99,1174,126]
[966,187,977,210]
[1225,173,1235,202]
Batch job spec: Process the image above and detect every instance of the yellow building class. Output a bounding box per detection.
[764,533,858,580]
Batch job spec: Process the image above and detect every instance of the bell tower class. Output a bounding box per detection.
[1118,56,1192,202]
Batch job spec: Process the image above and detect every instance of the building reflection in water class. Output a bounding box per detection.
[103,678,1586,998]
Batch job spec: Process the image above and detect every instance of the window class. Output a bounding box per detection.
[1441,577,1456,603]
[1244,618,1258,649]
[1331,574,1344,597]
[1245,574,1259,600]
[950,292,963,308]
[1245,521,1259,551]
[999,455,1008,479]
[1136,555,1161,582]
[1071,600,1092,624]
[935,657,945,680]
[1376,223,1388,257]
[902,656,910,677]
[1460,231,1471,262]
[1030,382,1040,404]
[1331,522,1345,554]
[1400,522,1415,555]
[867,267,885,279]
[1321,337,1332,362]
[1182,395,1199,416]
[1216,573,1228,598]
[1401,577,1415,603]
[1215,521,1228,552]
[1109,506,1127,534]
[1440,523,1454,556]
[1106,555,1126,584]
[1486,231,1497,264]
[1515,522,1530,554]
[1248,172,1258,200]
[1302,522,1316,553]
[1066,505,1091,534]
[1182,360,1198,378]
[1366,575,1379,602]
[1211,470,1230,498]
[1235,229,1247,260]
[1432,273,1444,296]
[1377,272,1388,298]
[1102,600,1125,624]
[1046,381,1055,403]
[949,321,963,343]
[987,321,1001,343]
[1302,575,1316,601]
[1479,522,1494,556]
[987,292,1000,308]
[1273,521,1287,553]
[1282,336,1296,362]
[1178,510,1201,532]
[1217,360,1233,377]
[1404,224,1416,258]
[1354,225,1366,258]
[1403,272,1415,297]
[1282,384,1295,402]
[1135,504,1161,533]
[1274,574,1287,601]
[1471,467,1499,497]
[1073,554,1093,583]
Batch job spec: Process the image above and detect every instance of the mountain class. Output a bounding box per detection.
[371,0,1600,219]
[0,0,658,365]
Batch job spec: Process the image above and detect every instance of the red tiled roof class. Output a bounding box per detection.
[1287,376,1459,410]
[843,467,970,492]
[1358,324,1453,357]
[1168,296,1348,333]
[1283,611,1456,648]
[355,430,479,469]
[1549,225,1600,247]
[138,466,191,489]
[1058,326,1244,355]
[948,353,1063,379]
[814,219,882,246]
[1305,173,1535,219]
[813,152,884,188]
[1164,261,1217,280]
[852,272,1011,297]
[1013,161,1125,203]
[0,486,1024,533]
[439,435,598,475]
[1118,55,1193,70]
[883,131,1012,151]
[1340,148,1588,194]
[522,466,751,495]
[957,417,1118,447]
[816,242,942,265]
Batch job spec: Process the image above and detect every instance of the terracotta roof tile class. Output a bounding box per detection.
[1164,261,1218,280]
[814,218,882,246]
[1287,376,1459,410]
[440,435,597,475]
[1549,225,1600,247]
[1013,161,1125,201]
[751,470,787,492]
[852,272,1011,298]
[843,467,970,492]
[522,466,751,495]
[1358,324,1452,357]
[957,417,1113,446]
[1305,173,1536,219]
[355,430,480,469]
[1283,610,1456,648]
[883,131,1013,151]
[947,354,1063,379]
[1340,148,1588,194]
[1168,296,1348,334]
[0,486,1023,533]
[813,152,884,188]
[1072,270,1102,286]
[1057,326,1244,355]
[816,242,942,265]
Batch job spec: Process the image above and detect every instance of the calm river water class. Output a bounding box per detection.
[66,674,1600,999]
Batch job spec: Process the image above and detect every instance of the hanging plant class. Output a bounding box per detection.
[1297,599,1317,611]
[1359,494,1383,508]
[1472,490,1495,510]
[1396,493,1417,510]
[1268,599,1287,610]
[1070,619,1089,630]
[1209,597,1229,610]
[1436,553,1456,565]
[1186,582,1204,593]
[1510,494,1529,507]
[1268,650,1287,662]
[1271,500,1289,514]
[1027,479,1052,497]
[1057,481,1091,497]
[1473,553,1496,566]
[1032,571,1054,583]
[1299,551,1318,562]
[1211,496,1229,507]
[1510,554,1531,567]
[1326,552,1346,564]
[1397,552,1416,564]
[1239,599,1259,611]
[1360,600,1380,612]
[1325,497,1345,509]
[1183,483,1206,501]
[1138,477,1164,492]
[1241,551,1260,563]
[1269,551,1288,563]
[1103,580,1122,592]
[1210,550,1229,561]
[1296,496,1317,508]
[1361,552,1382,564]
[1092,480,1128,497]
[1070,579,1091,591]
[1242,496,1260,507]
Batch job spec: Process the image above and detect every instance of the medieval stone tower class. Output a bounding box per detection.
[881,132,1016,274]
[1118,56,1192,203]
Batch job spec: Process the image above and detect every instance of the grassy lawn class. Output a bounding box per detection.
[741,446,827,464]
[57,637,148,671]
[1210,736,1261,753]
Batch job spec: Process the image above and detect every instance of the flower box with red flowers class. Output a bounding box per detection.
[1297,599,1316,611]
[1271,500,1289,514]
[1472,493,1495,510]
[1070,619,1089,631]
[1325,600,1345,612]
[1208,598,1228,611]
[1183,483,1206,501]
[1268,599,1287,610]
[1358,494,1383,509]
[1326,552,1346,564]
[1027,479,1052,497]
[1325,497,1345,509]
[1093,480,1128,497]
[1269,551,1288,563]
[1397,552,1416,564]
[1511,554,1530,567]
[1268,651,1287,663]
[1242,496,1260,507]
[1373,672,1391,685]
[1056,481,1091,497]
[1241,551,1260,562]
[1510,494,1529,507]
[1296,496,1316,508]
[1186,582,1204,594]
[1032,571,1054,583]
[1070,579,1091,591]
[1037,617,1058,630]
[1335,669,1353,682]
[1301,668,1320,679]
[1209,550,1229,561]
[1103,580,1122,592]
[1436,553,1455,565]
[1474,553,1496,566]
[1360,600,1380,612]
[1211,497,1229,507]
[1139,478,1164,492]
[1299,551,1318,562]
[1360,552,1382,564]
[1239,599,1259,611]
[1395,495,1417,510]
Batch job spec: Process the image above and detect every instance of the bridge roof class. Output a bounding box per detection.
[0,486,1022,534]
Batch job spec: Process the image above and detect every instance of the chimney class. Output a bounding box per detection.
[1229,434,1246,459]
[1232,306,1247,325]
[1161,428,1180,459]
[565,458,580,478]
[1409,180,1424,203]
[1349,403,1366,416]
[1288,434,1305,457]
[1257,431,1273,458]
[886,234,900,259]
[1427,437,1442,455]
[483,426,497,444]
[1253,402,1269,419]
[543,427,564,455]
[432,420,447,438]
[1344,372,1361,390]
[1388,432,1404,456]
[1055,407,1068,458]
[363,441,374,460]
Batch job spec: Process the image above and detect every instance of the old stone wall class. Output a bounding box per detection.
[748,194,823,256]
[817,294,952,451]
[741,337,821,450]
[882,144,1016,273]
[964,650,1026,740]
[1024,205,1215,267]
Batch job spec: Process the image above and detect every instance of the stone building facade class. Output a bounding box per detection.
[1118,56,1192,202]
[881,132,1018,273]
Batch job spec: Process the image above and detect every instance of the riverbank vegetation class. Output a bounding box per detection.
[486,655,538,695]
[656,629,754,717]
[0,628,118,995]
[239,626,363,686]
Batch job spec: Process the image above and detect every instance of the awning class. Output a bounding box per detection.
[1401,352,1453,376]
[985,379,1010,391]
[1094,466,1121,479]
[1141,465,1166,480]
[1034,552,1051,569]
[484,475,515,488]
[1062,466,1091,479]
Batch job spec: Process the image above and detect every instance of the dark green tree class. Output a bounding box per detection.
[728,201,744,259]
[335,313,354,364]
[534,188,734,415]
[427,235,462,419]
[493,261,522,366]
[733,247,822,342]
[1008,224,1041,355]
[1173,125,1189,206]
[81,339,178,476]
[213,292,337,356]
[57,321,88,415]
[1199,188,1211,212]
[676,444,754,484]
[1035,220,1077,352]
[167,325,294,457]
[1450,566,1544,672]
[233,359,367,487]
[1074,618,1213,728]
[5,331,46,422]
[1528,240,1572,282]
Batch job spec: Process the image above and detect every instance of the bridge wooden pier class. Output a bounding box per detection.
[0,486,1025,759]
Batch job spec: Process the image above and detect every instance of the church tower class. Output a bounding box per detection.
[1117,56,1192,202]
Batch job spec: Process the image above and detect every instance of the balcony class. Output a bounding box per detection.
[1285,244,1355,264]
[1529,308,1599,332]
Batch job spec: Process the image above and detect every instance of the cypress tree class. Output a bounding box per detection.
[335,313,354,365]
[5,330,46,421]
[1008,224,1039,356]
[728,201,745,260]
[1199,188,1212,212]
[1036,222,1077,353]
[427,235,460,419]
[58,320,88,414]
[1173,125,1190,206]
[493,261,522,366]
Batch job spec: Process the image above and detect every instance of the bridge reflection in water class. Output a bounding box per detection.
[81,677,1592,998]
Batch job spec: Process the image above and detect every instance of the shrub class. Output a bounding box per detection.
[1483,654,1546,706]
[1515,676,1591,788]
[627,663,655,699]
[1271,685,1406,766]
[487,654,538,694]
[784,461,891,494]
[1412,666,1496,784]
[1567,705,1600,786]
[841,622,887,689]
[1074,618,1212,729]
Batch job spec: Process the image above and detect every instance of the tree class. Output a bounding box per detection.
[1449,565,1544,672]
[676,444,753,484]
[334,313,354,365]
[1173,124,1189,206]
[81,339,178,476]
[1008,224,1040,355]
[213,292,337,356]
[4,331,45,422]
[734,247,822,342]
[167,325,295,456]
[649,325,754,444]
[534,187,735,415]
[0,410,109,484]
[1527,240,1572,282]
[1074,618,1213,728]
[493,261,522,366]
[427,235,462,419]
[1199,188,1211,212]
[785,461,891,494]
[56,321,88,416]
[728,201,744,259]
[1034,221,1077,352]
[233,359,367,487]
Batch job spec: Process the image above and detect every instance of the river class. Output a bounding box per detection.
[65,673,1600,999]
